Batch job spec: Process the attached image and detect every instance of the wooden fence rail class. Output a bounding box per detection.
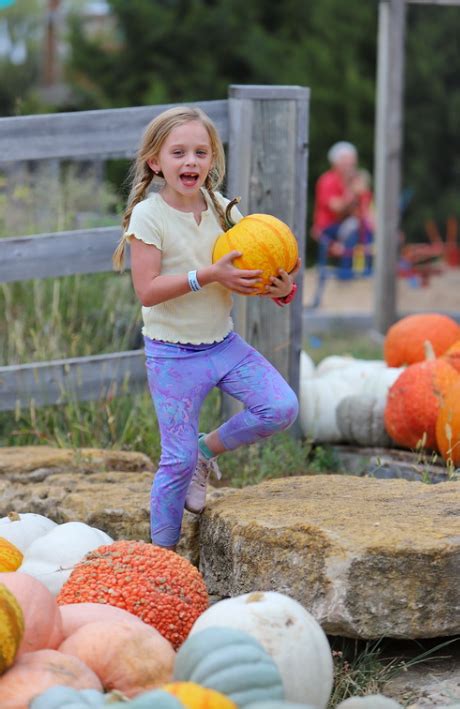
[0,85,309,413]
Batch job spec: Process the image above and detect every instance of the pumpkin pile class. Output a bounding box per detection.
[0,511,441,708]
[300,313,460,468]
[383,314,460,464]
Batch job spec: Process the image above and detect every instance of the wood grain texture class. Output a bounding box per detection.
[227,85,309,399]
[0,350,146,411]
[0,100,228,162]
[373,0,406,333]
[0,227,125,283]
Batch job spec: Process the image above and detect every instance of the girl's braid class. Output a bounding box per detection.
[113,164,154,271]
[205,175,228,232]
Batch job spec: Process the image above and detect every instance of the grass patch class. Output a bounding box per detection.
[305,330,384,364]
[328,636,460,707]
[0,386,340,487]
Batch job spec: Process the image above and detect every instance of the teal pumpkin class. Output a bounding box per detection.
[29,686,106,709]
[173,626,284,707]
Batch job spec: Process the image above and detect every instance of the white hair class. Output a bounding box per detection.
[328,141,357,165]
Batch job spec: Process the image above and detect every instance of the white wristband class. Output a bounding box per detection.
[188,270,202,292]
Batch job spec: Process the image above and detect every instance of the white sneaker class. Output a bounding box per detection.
[185,455,222,514]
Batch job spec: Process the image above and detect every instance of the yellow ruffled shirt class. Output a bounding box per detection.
[126,189,242,344]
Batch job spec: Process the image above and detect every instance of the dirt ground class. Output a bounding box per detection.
[302,266,460,314]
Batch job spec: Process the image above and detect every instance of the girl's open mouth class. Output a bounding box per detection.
[180,173,199,186]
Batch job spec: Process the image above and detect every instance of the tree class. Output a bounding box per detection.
[65,0,459,244]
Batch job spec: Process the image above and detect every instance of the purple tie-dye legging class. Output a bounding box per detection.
[144,330,299,546]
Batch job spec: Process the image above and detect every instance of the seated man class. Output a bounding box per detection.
[312,141,374,279]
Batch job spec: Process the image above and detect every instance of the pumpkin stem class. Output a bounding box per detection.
[424,340,436,360]
[7,511,20,521]
[225,196,241,229]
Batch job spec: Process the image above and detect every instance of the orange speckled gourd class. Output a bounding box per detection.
[163,682,238,708]
[384,313,460,366]
[384,359,458,450]
[0,538,23,572]
[436,378,460,465]
[0,584,24,675]
[212,214,298,294]
[56,541,208,650]
[443,340,460,374]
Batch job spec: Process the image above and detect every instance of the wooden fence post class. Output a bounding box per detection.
[225,85,309,431]
[373,0,407,333]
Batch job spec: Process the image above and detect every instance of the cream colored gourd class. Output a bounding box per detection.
[336,394,392,447]
[0,512,57,553]
[190,591,333,709]
[19,522,113,596]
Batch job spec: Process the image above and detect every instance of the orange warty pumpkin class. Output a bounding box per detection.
[0,583,24,675]
[0,538,23,572]
[435,378,460,466]
[57,540,208,649]
[443,339,460,374]
[212,213,298,294]
[163,681,238,708]
[0,649,102,706]
[384,359,458,450]
[384,313,460,366]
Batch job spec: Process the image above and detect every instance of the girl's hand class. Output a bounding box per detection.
[211,251,263,295]
[260,258,302,298]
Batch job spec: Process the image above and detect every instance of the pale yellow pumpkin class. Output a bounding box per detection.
[0,583,24,675]
[212,213,298,294]
[0,538,23,572]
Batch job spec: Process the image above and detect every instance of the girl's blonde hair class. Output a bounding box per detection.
[113,106,228,271]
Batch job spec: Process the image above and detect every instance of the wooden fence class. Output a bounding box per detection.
[0,85,309,413]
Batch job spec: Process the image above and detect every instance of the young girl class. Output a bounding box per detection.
[113,106,300,550]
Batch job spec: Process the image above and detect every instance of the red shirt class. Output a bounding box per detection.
[312,169,372,235]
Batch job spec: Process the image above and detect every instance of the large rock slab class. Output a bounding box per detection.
[0,446,232,566]
[199,474,460,639]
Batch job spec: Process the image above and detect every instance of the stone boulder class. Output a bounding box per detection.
[0,446,234,565]
[199,474,460,639]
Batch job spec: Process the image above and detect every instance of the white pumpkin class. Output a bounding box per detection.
[0,511,57,552]
[315,356,385,377]
[19,521,113,595]
[300,349,405,443]
[359,367,404,408]
[300,351,316,379]
[190,590,333,709]
[300,370,354,442]
[337,696,402,708]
